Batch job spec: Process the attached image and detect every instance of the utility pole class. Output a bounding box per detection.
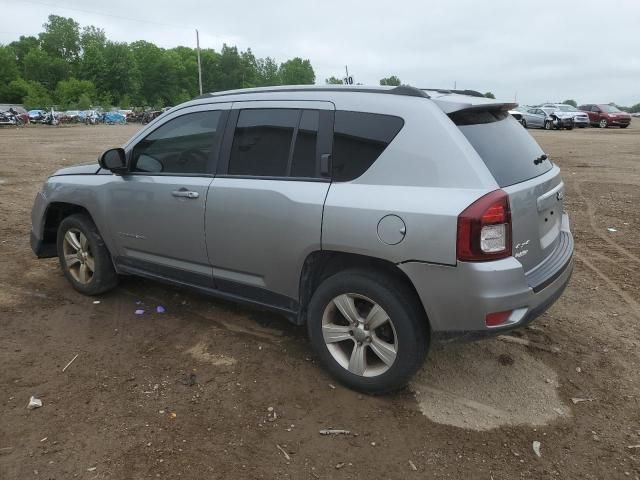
[343,65,353,85]
[454,80,457,89]
[196,29,203,96]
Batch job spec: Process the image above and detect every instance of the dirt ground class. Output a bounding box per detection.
[1,122,639,479]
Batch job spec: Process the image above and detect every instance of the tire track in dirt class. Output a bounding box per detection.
[574,181,640,264]
[581,248,637,275]
[575,251,640,321]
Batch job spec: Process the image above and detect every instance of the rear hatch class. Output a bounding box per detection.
[434,94,565,273]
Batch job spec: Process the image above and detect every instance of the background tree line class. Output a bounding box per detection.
[0,15,316,109]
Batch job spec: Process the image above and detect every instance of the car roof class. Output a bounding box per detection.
[186,84,516,115]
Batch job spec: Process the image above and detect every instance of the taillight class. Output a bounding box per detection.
[457,190,512,262]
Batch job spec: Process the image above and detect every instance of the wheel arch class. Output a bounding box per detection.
[39,202,94,256]
[297,250,430,329]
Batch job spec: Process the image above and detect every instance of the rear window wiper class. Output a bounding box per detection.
[533,154,548,165]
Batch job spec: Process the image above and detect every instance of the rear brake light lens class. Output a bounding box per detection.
[457,190,512,261]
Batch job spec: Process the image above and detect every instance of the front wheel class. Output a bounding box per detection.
[544,120,553,130]
[57,214,118,295]
[521,119,527,128]
[307,270,429,394]
[599,119,608,128]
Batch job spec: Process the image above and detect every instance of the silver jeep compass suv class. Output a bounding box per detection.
[31,85,573,393]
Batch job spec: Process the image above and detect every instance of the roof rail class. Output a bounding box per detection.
[196,85,430,100]
[422,88,486,98]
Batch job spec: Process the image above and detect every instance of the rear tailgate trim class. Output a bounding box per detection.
[525,230,573,293]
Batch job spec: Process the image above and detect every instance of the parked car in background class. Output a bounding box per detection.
[30,85,573,393]
[508,106,530,126]
[578,104,631,128]
[0,106,29,125]
[542,104,590,128]
[84,110,100,125]
[60,110,86,124]
[521,107,574,130]
[102,111,126,124]
[28,109,47,123]
[631,112,640,118]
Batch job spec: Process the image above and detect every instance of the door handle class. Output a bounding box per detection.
[171,189,199,199]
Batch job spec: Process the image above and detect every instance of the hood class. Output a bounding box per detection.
[548,111,574,119]
[51,162,101,177]
[563,111,589,118]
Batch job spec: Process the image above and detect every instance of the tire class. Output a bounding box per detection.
[521,119,527,128]
[544,120,553,130]
[565,125,573,130]
[620,125,629,129]
[599,119,608,128]
[56,213,118,295]
[307,269,429,394]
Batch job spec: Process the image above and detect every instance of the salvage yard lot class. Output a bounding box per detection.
[1,123,639,479]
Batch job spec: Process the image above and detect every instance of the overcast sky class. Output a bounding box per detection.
[2,0,639,105]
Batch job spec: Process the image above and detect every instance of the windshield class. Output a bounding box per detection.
[451,110,552,187]
[600,105,621,113]
[557,105,577,112]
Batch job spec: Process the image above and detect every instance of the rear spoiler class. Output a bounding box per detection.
[422,89,517,114]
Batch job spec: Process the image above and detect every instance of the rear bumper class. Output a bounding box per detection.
[399,230,573,339]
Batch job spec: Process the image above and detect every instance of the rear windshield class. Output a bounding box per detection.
[451,109,553,187]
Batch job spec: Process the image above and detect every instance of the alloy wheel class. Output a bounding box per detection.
[599,119,608,128]
[321,293,398,377]
[62,228,95,284]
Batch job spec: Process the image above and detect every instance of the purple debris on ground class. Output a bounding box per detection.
[156,306,166,313]
[135,309,144,315]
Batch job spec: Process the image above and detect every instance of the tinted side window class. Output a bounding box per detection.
[332,111,404,182]
[229,109,298,177]
[290,110,319,177]
[131,111,222,174]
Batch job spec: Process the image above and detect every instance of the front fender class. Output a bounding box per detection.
[31,176,118,258]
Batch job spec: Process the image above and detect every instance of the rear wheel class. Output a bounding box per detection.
[57,214,118,295]
[599,119,608,128]
[307,270,429,394]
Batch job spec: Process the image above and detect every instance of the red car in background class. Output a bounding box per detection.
[578,104,631,128]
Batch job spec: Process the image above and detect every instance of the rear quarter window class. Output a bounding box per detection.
[332,111,404,182]
[451,109,552,187]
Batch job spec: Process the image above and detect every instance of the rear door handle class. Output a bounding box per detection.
[171,189,199,199]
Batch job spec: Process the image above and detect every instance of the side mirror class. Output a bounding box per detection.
[99,148,127,173]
